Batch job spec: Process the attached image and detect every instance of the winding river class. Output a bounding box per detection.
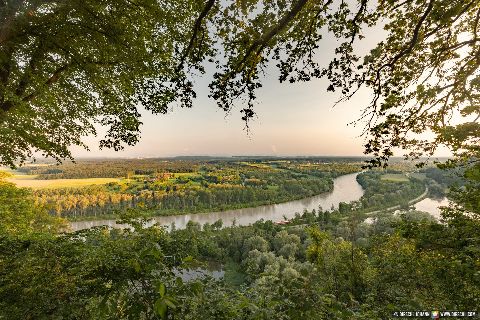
[70,172,364,231]
[69,172,451,231]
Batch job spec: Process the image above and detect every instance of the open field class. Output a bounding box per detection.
[409,172,427,180]
[380,173,409,182]
[6,177,121,189]
[239,162,276,170]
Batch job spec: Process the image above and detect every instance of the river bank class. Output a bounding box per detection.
[69,172,450,231]
[70,172,364,231]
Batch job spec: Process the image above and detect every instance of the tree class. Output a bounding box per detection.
[331,1,480,167]
[306,227,374,306]
[2,0,478,168]
[0,173,66,234]
[0,0,215,166]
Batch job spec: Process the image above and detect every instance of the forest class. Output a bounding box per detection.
[1,0,480,319]
[1,170,478,319]
[16,157,367,179]
[17,159,361,220]
[5,159,476,319]
[11,160,429,221]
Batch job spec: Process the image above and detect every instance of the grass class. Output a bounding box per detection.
[6,177,121,189]
[380,173,409,182]
[9,174,39,180]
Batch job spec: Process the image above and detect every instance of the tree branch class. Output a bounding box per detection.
[22,64,70,103]
[234,0,310,73]
[349,0,368,44]
[387,0,434,68]
[15,40,45,97]
[175,0,216,73]
[424,0,476,39]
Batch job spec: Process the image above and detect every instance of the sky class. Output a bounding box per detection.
[72,75,372,158]
[71,25,449,159]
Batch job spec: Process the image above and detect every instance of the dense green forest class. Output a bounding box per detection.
[2,0,480,318]
[23,160,361,220]
[1,174,478,319]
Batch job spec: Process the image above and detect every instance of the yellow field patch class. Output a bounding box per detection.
[6,177,121,189]
[9,174,40,180]
[173,172,199,177]
[238,162,276,170]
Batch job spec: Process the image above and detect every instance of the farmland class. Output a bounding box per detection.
[6,158,363,220]
[6,176,121,189]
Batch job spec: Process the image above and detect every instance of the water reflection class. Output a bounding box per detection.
[414,197,449,219]
[70,173,364,231]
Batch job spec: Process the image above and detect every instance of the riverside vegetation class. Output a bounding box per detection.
[0,160,479,319]
[10,158,362,220]
[2,1,480,318]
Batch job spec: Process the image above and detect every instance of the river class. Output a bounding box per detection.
[70,172,365,231]
[70,172,452,231]
[414,197,449,219]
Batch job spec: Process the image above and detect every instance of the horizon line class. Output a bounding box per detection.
[28,155,452,161]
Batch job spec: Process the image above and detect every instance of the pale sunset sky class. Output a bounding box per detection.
[71,27,449,159]
[73,75,371,158]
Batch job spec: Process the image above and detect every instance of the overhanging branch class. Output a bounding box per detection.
[234,0,310,73]
[175,0,216,73]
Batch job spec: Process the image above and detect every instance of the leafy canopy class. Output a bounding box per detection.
[0,173,66,234]
[1,0,479,167]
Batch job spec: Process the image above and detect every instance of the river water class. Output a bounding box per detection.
[70,172,452,231]
[70,172,365,231]
[414,197,449,219]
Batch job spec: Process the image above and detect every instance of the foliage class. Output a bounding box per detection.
[0,177,65,235]
[0,0,228,167]
[2,1,479,167]
[2,1,480,317]
[319,0,480,166]
[21,159,359,220]
[355,171,425,210]
[2,201,479,319]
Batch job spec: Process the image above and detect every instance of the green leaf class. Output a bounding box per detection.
[182,255,193,263]
[158,283,166,297]
[130,259,141,273]
[154,300,167,319]
[164,298,176,309]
